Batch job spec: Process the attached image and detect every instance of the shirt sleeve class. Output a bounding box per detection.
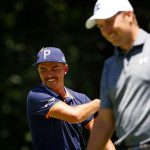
[100,61,113,109]
[27,90,62,118]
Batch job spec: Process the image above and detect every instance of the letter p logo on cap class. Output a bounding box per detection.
[44,50,51,59]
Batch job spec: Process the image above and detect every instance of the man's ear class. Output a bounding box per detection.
[64,64,68,75]
[127,11,132,17]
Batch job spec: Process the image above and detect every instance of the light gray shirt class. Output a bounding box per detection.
[100,29,150,146]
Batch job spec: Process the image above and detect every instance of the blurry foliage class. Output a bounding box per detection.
[0,0,150,149]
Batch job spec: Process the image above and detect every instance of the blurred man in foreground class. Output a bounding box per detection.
[85,0,150,149]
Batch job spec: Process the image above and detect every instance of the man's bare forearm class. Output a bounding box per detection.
[72,99,100,123]
[87,116,114,150]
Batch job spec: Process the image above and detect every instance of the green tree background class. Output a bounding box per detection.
[0,0,150,149]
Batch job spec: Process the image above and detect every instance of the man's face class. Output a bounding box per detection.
[38,62,68,92]
[96,11,133,50]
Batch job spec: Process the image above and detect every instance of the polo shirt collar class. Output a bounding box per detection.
[42,83,74,101]
[133,29,147,46]
[114,29,147,57]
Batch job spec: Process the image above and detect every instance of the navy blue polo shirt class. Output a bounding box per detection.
[27,84,96,150]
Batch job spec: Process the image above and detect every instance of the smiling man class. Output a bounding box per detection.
[27,47,115,150]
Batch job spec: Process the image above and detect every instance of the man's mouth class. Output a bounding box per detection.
[48,79,55,82]
[46,78,56,82]
[108,33,116,40]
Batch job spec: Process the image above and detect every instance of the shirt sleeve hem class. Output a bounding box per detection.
[85,117,98,129]
[46,101,63,119]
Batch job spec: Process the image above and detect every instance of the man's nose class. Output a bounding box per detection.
[45,70,53,77]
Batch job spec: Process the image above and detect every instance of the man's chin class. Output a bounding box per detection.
[45,83,56,90]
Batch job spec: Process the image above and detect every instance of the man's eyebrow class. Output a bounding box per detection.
[39,67,46,69]
[51,65,59,68]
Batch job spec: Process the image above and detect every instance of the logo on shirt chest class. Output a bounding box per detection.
[45,97,55,107]
[139,56,148,65]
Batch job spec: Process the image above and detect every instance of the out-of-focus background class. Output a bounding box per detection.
[0,0,150,149]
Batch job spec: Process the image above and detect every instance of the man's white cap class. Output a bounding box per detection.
[85,0,134,29]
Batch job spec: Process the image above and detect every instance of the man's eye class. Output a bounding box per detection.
[107,20,114,25]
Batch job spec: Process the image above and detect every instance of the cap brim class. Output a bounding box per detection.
[32,63,38,67]
[85,17,96,29]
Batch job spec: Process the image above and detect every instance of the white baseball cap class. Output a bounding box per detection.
[85,0,133,29]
